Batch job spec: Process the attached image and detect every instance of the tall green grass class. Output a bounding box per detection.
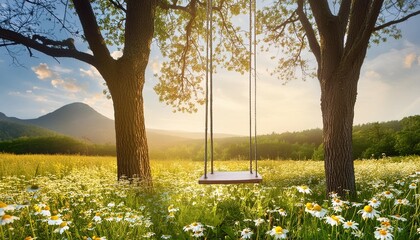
[0,153,419,239]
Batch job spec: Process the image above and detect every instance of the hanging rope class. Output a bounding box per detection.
[203,0,258,179]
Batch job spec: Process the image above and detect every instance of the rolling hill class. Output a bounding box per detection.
[0,102,231,148]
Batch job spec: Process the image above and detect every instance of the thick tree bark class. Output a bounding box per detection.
[320,69,358,198]
[106,60,152,186]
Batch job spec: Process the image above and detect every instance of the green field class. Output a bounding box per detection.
[0,154,419,239]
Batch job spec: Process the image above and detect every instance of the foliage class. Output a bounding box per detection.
[0,120,57,141]
[0,136,116,156]
[0,154,420,239]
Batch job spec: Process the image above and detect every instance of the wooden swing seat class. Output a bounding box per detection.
[198,171,262,184]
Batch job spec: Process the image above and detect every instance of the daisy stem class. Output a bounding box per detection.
[27,207,36,238]
[0,225,4,240]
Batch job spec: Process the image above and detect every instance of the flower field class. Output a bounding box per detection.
[0,153,419,239]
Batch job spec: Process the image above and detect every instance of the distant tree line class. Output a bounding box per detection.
[0,115,419,159]
[0,136,116,156]
[151,115,420,160]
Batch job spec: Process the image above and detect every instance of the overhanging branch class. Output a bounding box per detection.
[374,10,420,31]
[0,27,96,66]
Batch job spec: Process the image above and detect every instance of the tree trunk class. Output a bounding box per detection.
[320,68,359,198]
[106,61,152,187]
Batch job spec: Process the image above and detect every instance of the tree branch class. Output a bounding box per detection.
[337,0,351,36]
[374,10,420,31]
[297,0,320,63]
[0,27,96,66]
[72,0,112,66]
[108,0,127,13]
[157,0,190,12]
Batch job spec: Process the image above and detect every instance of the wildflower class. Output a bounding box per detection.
[47,215,63,225]
[394,198,410,206]
[87,237,107,240]
[54,221,70,234]
[351,202,363,207]
[306,203,328,218]
[374,228,393,240]
[107,202,115,208]
[305,202,314,211]
[37,206,51,217]
[143,232,155,238]
[382,191,394,199]
[343,220,359,230]
[359,205,380,219]
[93,213,102,222]
[168,205,179,213]
[0,202,15,212]
[296,185,312,194]
[267,226,288,239]
[329,192,338,198]
[26,185,40,193]
[241,228,253,239]
[352,230,364,238]
[325,215,344,226]
[379,220,394,231]
[369,198,381,208]
[254,218,265,226]
[183,222,204,233]
[332,198,348,207]
[0,214,19,225]
[277,208,287,216]
[161,235,171,239]
[192,230,204,238]
[389,214,407,221]
[409,183,417,189]
[24,236,37,240]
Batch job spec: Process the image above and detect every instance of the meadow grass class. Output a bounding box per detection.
[0,153,419,239]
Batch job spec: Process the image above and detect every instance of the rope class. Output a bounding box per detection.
[209,0,214,174]
[204,0,258,178]
[204,0,210,178]
[253,0,258,177]
[249,0,253,174]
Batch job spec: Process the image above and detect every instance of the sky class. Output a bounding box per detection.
[0,7,420,136]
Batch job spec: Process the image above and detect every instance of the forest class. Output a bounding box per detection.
[0,115,418,160]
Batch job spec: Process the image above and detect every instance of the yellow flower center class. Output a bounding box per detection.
[59,221,67,228]
[2,214,11,220]
[379,229,387,236]
[301,186,308,190]
[334,198,340,203]
[381,221,391,227]
[364,205,373,213]
[244,229,250,233]
[95,212,101,216]
[371,199,377,203]
[331,215,340,222]
[346,221,353,226]
[44,206,50,210]
[0,202,7,208]
[24,237,34,240]
[51,215,59,220]
[313,204,322,211]
[275,226,283,234]
[305,202,313,210]
[385,191,391,195]
[192,222,198,226]
[410,183,416,187]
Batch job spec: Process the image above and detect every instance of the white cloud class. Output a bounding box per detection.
[111,50,123,60]
[32,63,56,80]
[51,78,83,93]
[404,53,417,68]
[80,66,102,79]
[151,59,161,74]
[52,66,73,74]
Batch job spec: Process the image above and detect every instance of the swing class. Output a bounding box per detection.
[198,0,262,184]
